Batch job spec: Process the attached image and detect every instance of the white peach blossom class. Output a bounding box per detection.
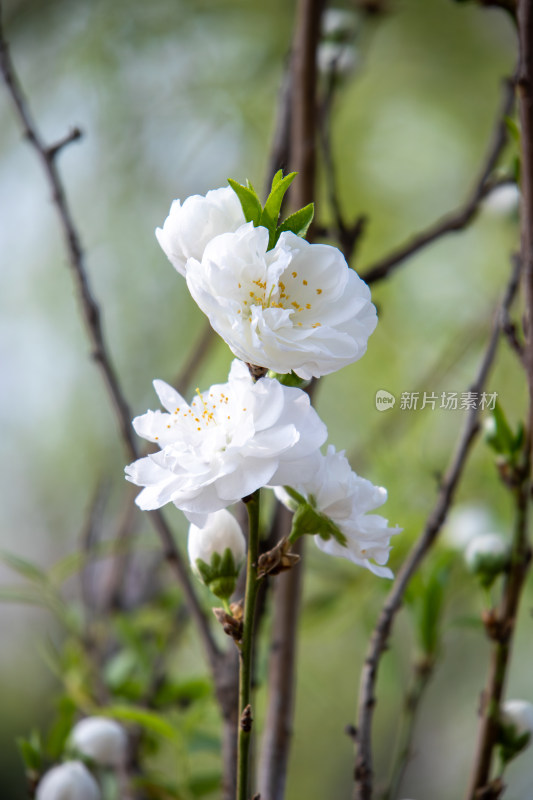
[125,360,327,525]
[186,223,377,379]
[156,186,245,276]
[276,445,401,577]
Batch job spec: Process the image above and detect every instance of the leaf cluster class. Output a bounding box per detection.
[228,170,314,250]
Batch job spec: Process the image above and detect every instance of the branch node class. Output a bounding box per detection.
[46,126,83,161]
[240,703,253,733]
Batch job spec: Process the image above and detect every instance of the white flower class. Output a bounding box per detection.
[125,360,327,525]
[156,186,246,276]
[443,503,494,550]
[501,700,533,743]
[186,223,377,380]
[317,42,357,77]
[188,509,246,600]
[464,533,509,577]
[70,717,127,769]
[276,445,401,577]
[36,761,101,800]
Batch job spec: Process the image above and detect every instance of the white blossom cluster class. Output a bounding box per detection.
[126,182,400,577]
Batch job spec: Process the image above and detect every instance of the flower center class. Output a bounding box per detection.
[237,273,323,329]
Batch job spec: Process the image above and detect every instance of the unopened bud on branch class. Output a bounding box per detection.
[188,509,246,602]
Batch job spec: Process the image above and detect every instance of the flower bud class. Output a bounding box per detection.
[70,717,127,769]
[464,533,510,587]
[36,761,101,800]
[499,699,533,764]
[188,509,246,602]
[321,8,358,39]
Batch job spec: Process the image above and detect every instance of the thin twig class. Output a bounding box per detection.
[361,77,516,286]
[353,256,522,800]
[381,659,434,800]
[0,5,220,672]
[317,41,367,262]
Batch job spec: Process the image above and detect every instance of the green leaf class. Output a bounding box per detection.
[276,203,314,239]
[154,677,211,708]
[504,116,521,144]
[17,730,43,772]
[266,370,309,388]
[227,179,262,225]
[288,495,347,547]
[0,550,48,584]
[485,402,525,467]
[260,171,297,245]
[99,705,178,740]
[188,771,222,796]
[271,169,284,187]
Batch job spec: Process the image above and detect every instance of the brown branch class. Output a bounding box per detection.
[257,509,304,800]
[256,4,323,796]
[353,256,521,800]
[173,319,215,396]
[289,0,324,214]
[318,56,368,262]
[361,76,516,286]
[465,4,533,795]
[0,5,220,672]
[265,62,293,190]
[465,468,531,799]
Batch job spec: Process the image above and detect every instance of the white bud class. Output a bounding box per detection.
[36,761,101,800]
[501,700,533,742]
[321,8,358,38]
[70,717,127,768]
[483,183,520,217]
[464,533,510,580]
[188,509,246,600]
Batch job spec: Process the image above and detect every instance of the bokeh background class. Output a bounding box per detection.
[1,0,530,798]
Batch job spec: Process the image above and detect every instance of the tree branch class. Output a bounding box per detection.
[465,4,533,795]
[353,255,521,800]
[0,4,220,673]
[361,76,516,286]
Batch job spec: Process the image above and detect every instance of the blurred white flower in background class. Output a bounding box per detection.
[464,532,509,580]
[70,716,127,769]
[317,41,357,77]
[442,503,496,550]
[483,183,520,217]
[186,224,377,379]
[501,700,533,744]
[36,761,101,800]
[156,186,246,276]
[126,360,327,525]
[321,8,358,39]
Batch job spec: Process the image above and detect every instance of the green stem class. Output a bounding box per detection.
[237,489,261,800]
